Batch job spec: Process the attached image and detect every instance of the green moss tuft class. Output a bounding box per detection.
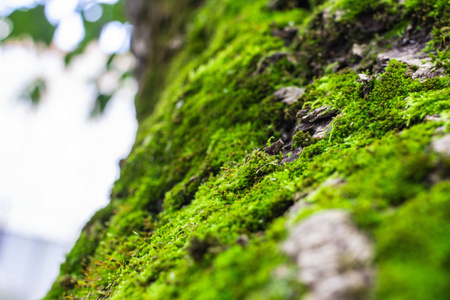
[46,0,450,299]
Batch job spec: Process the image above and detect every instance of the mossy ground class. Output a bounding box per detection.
[46,0,450,299]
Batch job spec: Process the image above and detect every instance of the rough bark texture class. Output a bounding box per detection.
[46,0,450,299]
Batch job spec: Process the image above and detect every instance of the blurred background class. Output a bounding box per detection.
[0,0,138,299]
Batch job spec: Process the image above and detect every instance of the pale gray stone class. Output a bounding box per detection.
[295,106,338,139]
[352,44,367,58]
[301,106,338,123]
[424,114,441,122]
[358,73,373,82]
[431,134,450,157]
[274,87,305,105]
[283,210,374,300]
[310,120,334,139]
[377,44,446,82]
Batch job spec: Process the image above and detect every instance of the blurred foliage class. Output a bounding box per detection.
[3,1,127,52]
[21,78,46,106]
[8,5,55,45]
[90,93,113,117]
[65,1,128,64]
[1,0,133,117]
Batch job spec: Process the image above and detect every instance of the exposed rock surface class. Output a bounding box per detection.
[271,27,299,45]
[358,73,373,82]
[264,139,285,155]
[284,210,374,300]
[281,146,304,164]
[424,114,443,122]
[352,44,368,58]
[431,134,450,157]
[274,86,305,105]
[296,106,339,138]
[377,44,445,81]
[265,105,339,163]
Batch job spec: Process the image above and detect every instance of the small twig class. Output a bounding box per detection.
[133,231,150,246]
[256,162,276,174]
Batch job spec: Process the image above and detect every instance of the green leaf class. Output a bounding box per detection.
[65,1,128,64]
[91,93,113,117]
[7,5,55,45]
[21,78,46,106]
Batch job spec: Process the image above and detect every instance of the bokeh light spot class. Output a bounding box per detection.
[83,3,103,23]
[44,0,78,25]
[99,21,130,54]
[0,18,13,40]
[53,12,85,52]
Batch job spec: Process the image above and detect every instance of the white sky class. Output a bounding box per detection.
[0,42,138,244]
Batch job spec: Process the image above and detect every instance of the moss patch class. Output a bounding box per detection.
[46,0,450,299]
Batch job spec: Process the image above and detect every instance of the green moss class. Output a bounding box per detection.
[376,182,450,299]
[292,131,317,148]
[46,0,450,299]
